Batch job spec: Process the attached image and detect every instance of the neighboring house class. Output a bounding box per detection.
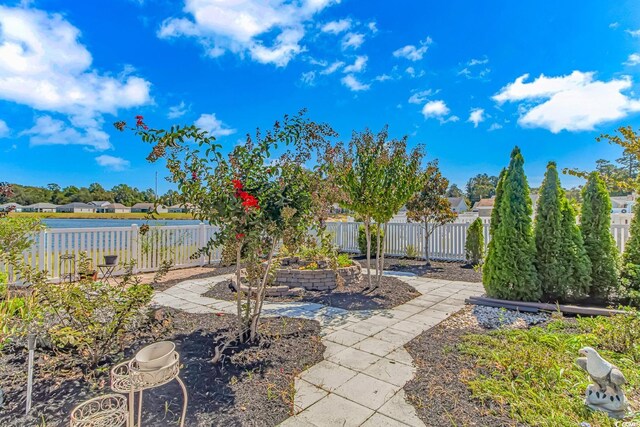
[168,204,186,213]
[447,197,468,213]
[611,194,636,211]
[89,201,111,208]
[102,203,131,213]
[56,202,97,213]
[23,202,58,213]
[472,197,495,217]
[131,203,168,213]
[0,203,23,212]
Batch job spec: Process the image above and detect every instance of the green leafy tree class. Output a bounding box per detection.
[118,111,335,343]
[482,168,506,284]
[406,161,457,266]
[534,162,590,301]
[465,217,484,266]
[580,172,619,300]
[446,183,464,198]
[465,173,498,204]
[483,147,540,301]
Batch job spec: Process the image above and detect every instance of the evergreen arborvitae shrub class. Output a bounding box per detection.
[465,217,484,265]
[580,172,619,300]
[483,147,540,301]
[559,198,591,300]
[358,223,384,255]
[482,167,506,285]
[621,200,640,305]
[534,161,592,301]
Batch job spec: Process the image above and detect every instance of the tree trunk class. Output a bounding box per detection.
[424,222,431,267]
[376,222,388,286]
[235,243,244,342]
[250,239,278,342]
[365,220,372,287]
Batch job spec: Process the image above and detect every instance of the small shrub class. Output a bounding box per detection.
[358,224,384,256]
[38,279,153,367]
[405,244,419,259]
[465,218,484,265]
[336,253,353,268]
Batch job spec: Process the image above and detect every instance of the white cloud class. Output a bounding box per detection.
[167,101,189,119]
[320,60,344,74]
[343,55,367,73]
[609,22,619,29]
[458,57,490,80]
[468,108,485,127]
[195,113,236,137]
[158,0,337,67]
[626,29,640,37]
[408,89,432,104]
[367,21,377,33]
[493,71,640,133]
[374,74,391,82]
[488,123,503,131]
[405,67,424,78]
[300,70,316,85]
[321,19,351,34]
[341,74,370,91]
[422,100,451,120]
[0,119,9,137]
[625,53,640,66]
[0,6,151,149]
[393,37,432,61]
[21,116,112,150]
[341,32,365,50]
[95,155,130,171]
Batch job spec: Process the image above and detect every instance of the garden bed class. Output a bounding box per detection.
[0,308,323,427]
[403,306,640,426]
[205,274,420,310]
[353,255,483,283]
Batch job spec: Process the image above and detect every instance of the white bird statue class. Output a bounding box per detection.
[576,346,629,419]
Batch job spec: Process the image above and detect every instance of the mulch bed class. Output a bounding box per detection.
[353,256,483,283]
[204,274,420,310]
[0,309,323,427]
[141,264,238,292]
[403,306,518,427]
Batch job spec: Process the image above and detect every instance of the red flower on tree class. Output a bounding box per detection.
[236,233,245,240]
[232,179,243,190]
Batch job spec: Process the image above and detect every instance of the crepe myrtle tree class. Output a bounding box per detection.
[115,111,336,343]
[335,127,424,287]
[406,161,457,266]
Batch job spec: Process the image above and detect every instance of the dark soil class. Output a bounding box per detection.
[0,309,323,427]
[403,307,519,427]
[142,264,238,292]
[204,275,420,310]
[353,256,482,283]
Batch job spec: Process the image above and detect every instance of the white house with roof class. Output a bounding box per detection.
[0,202,23,212]
[23,202,58,212]
[447,197,468,213]
[102,203,131,213]
[131,202,168,213]
[56,202,96,213]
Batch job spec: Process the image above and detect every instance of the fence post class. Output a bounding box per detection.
[38,229,46,272]
[130,224,139,273]
[198,223,206,266]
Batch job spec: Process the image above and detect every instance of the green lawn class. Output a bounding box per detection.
[459,312,640,426]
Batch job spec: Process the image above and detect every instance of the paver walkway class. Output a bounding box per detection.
[151,273,483,427]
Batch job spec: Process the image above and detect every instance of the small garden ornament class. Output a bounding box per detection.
[576,346,630,419]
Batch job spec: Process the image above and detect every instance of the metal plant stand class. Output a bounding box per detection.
[59,254,76,283]
[70,394,129,427]
[97,264,117,285]
[110,351,188,427]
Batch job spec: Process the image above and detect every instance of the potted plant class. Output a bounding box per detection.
[77,252,97,281]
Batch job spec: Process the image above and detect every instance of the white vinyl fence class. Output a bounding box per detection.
[5,222,633,281]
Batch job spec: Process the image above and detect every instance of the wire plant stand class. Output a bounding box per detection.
[70,344,188,427]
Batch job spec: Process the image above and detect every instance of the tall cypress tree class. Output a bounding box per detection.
[484,147,540,301]
[559,198,591,300]
[534,162,566,300]
[482,167,506,285]
[580,172,619,300]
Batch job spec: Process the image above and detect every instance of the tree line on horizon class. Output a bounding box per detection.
[0,182,183,207]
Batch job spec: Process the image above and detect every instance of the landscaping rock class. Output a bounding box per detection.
[471,305,549,329]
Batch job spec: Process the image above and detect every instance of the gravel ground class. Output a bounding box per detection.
[471,305,550,329]
[137,264,238,291]
[204,274,421,310]
[0,309,323,427]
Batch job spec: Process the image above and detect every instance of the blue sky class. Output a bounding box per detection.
[1,0,640,193]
